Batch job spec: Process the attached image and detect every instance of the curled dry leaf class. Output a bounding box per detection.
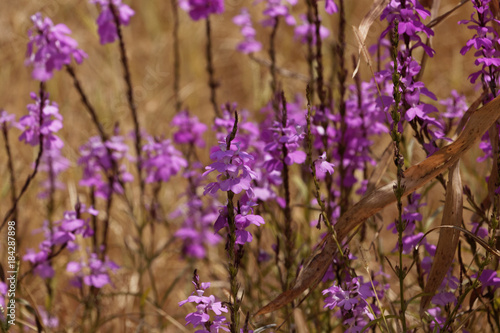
[255,94,500,316]
[420,161,462,312]
[352,0,390,78]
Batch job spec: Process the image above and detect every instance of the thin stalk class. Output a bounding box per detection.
[389,22,408,332]
[280,92,294,291]
[1,82,46,230]
[109,4,145,210]
[269,17,280,97]
[2,121,17,222]
[171,0,182,112]
[225,112,240,333]
[205,17,221,118]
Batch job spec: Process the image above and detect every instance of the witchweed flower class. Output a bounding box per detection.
[179,271,229,332]
[233,9,262,54]
[25,13,87,81]
[90,0,135,44]
[18,92,64,150]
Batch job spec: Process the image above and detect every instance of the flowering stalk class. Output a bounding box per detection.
[389,21,408,332]
[1,83,46,230]
[107,3,145,210]
[225,113,240,333]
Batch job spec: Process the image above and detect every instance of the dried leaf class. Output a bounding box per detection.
[255,94,500,316]
[420,161,462,311]
[455,90,487,136]
[352,0,390,77]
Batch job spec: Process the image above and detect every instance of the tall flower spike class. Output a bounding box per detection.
[18,92,64,150]
[179,0,225,21]
[90,0,135,44]
[26,13,87,81]
[233,9,262,54]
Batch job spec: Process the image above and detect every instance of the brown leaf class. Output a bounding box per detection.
[420,161,462,312]
[420,0,433,8]
[352,0,390,77]
[255,94,500,316]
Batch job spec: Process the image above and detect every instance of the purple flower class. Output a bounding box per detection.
[179,0,224,21]
[142,135,187,183]
[23,248,54,279]
[67,252,119,288]
[0,110,16,128]
[459,0,500,85]
[294,15,330,44]
[203,141,257,195]
[260,0,297,27]
[179,272,229,332]
[174,196,222,259]
[475,269,500,292]
[90,0,135,44]
[78,134,133,199]
[233,9,262,54]
[18,92,63,150]
[324,0,338,14]
[25,13,87,81]
[171,110,208,148]
[315,152,335,178]
[38,146,71,199]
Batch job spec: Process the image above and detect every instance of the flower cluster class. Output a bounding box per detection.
[38,145,71,199]
[18,92,63,150]
[171,110,208,148]
[23,204,97,279]
[214,193,265,245]
[263,116,306,172]
[179,271,229,332]
[179,0,224,21]
[67,252,119,288]
[90,0,135,44]
[459,0,500,87]
[294,15,330,45]
[260,0,297,27]
[203,141,257,196]
[25,13,87,81]
[174,195,222,259]
[142,135,187,183]
[323,276,381,333]
[78,133,133,199]
[233,9,262,54]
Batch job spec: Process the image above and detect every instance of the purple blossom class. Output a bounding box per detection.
[475,269,500,292]
[233,9,262,54]
[459,0,500,86]
[315,152,335,178]
[23,248,54,279]
[324,0,338,14]
[323,276,381,332]
[67,252,119,288]
[78,133,133,199]
[142,135,187,183]
[203,141,257,195]
[214,194,265,245]
[90,0,135,44]
[18,92,63,150]
[294,15,330,44]
[260,0,297,27]
[25,13,87,81]
[38,146,71,199]
[0,110,16,128]
[174,196,222,259]
[179,272,229,332]
[179,0,224,21]
[171,110,208,148]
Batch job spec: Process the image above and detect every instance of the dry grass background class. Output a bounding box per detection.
[0,0,493,331]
